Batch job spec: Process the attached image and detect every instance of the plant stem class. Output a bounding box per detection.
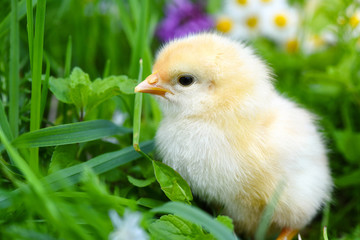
[133,59,143,151]
[9,0,20,138]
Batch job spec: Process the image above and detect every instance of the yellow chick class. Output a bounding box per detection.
[135,33,332,239]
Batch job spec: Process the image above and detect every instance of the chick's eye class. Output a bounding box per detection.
[178,75,194,86]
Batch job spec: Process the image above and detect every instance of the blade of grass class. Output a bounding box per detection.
[129,0,149,77]
[133,59,143,152]
[0,99,13,141]
[13,120,132,148]
[0,0,38,38]
[40,57,50,121]
[0,124,60,222]
[255,180,286,240]
[45,140,154,190]
[129,0,140,26]
[320,202,330,240]
[103,59,111,78]
[152,202,237,240]
[116,0,135,46]
[64,35,72,77]
[26,0,34,68]
[29,0,46,174]
[0,141,154,207]
[323,226,329,240]
[9,0,20,138]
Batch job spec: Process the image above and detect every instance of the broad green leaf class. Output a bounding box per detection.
[49,76,72,103]
[152,161,193,204]
[127,175,155,188]
[333,130,360,163]
[152,202,237,240]
[48,144,79,174]
[49,67,137,115]
[87,75,136,113]
[149,214,215,240]
[12,120,131,148]
[68,67,91,110]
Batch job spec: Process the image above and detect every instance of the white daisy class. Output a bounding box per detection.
[216,0,262,40]
[259,1,300,44]
[302,31,336,54]
[349,8,360,37]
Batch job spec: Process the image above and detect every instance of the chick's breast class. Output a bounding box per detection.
[144,33,332,236]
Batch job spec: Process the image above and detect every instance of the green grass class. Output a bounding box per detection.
[9,0,20,139]
[29,0,46,174]
[0,0,360,239]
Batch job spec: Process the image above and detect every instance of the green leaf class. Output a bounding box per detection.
[127,175,155,188]
[87,75,136,113]
[335,169,360,188]
[137,198,164,209]
[333,130,360,163]
[49,67,137,115]
[152,202,237,240]
[49,76,72,103]
[149,214,215,240]
[12,120,131,148]
[216,216,234,231]
[48,144,79,174]
[152,161,193,204]
[68,67,91,110]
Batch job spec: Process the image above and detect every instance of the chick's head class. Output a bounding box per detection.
[135,33,273,118]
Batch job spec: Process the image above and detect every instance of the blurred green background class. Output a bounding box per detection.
[0,0,359,239]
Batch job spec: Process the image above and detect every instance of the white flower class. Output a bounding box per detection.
[259,1,300,44]
[215,0,301,46]
[112,110,127,126]
[108,210,149,240]
[302,31,336,54]
[348,7,360,37]
[216,0,262,40]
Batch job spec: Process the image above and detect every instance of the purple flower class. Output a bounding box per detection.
[156,0,214,42]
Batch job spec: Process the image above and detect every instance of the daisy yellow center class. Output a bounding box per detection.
[286,39,299,53]
[311,35,325,47]
[246,16,258,29]
[274,14,288,28]
[349,14,360,28]
[236,0,247,6]
[216,18,233,33]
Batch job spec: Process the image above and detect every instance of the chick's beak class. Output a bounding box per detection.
[134,72,172,97]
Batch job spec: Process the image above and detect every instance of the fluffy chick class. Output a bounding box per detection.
[135,33,332,239]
